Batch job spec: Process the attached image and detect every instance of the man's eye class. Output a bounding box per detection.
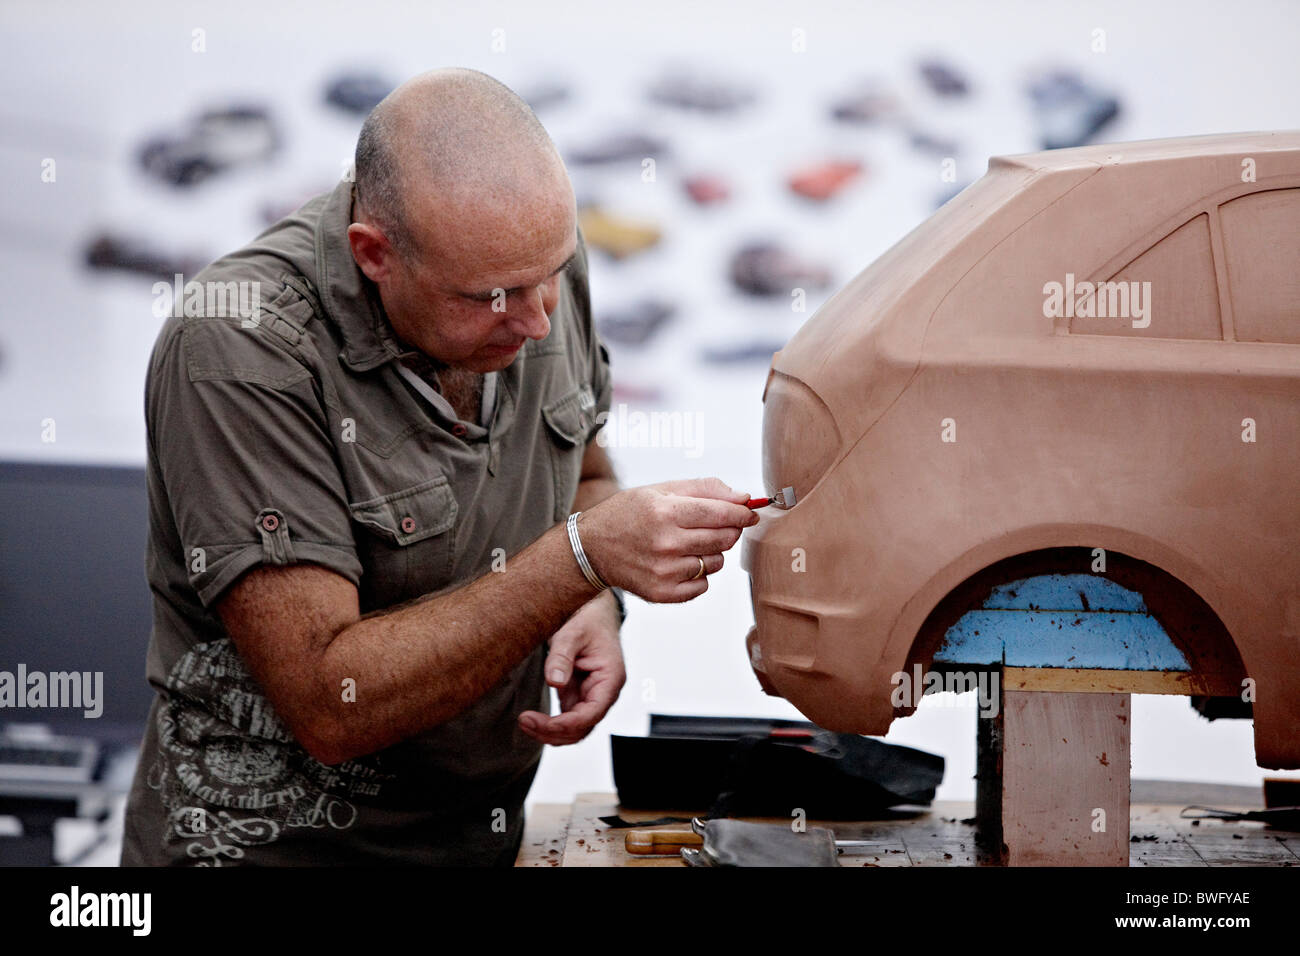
[468,267,566,303]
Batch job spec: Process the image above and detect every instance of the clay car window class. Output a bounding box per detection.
[1070,213,1222,340]
[1219,188,1300,344]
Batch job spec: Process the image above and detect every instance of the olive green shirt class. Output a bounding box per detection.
[121,179,611,865]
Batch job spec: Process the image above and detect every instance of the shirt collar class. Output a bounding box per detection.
[313,179,416,372]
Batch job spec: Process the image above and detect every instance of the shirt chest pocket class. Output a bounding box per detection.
[347,476,458,608]
[541,384,597,524]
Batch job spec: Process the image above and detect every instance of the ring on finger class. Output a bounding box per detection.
[691,556,706,580]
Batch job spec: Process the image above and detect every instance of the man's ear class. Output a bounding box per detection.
[347,222,393,283]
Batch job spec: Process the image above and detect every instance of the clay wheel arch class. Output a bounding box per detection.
[904,547,1248,703]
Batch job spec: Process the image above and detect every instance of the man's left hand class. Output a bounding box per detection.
[518,590,625,745]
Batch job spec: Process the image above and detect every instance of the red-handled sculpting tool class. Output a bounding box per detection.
[746,486,797,509]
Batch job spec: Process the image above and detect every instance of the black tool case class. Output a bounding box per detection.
[611,715,945,818]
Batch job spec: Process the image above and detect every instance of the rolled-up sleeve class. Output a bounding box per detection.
[147,317,362,609]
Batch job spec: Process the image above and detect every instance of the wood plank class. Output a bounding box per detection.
[1127,796,1299,863]
[1003,667,1236,695]
[558,794,940,867]
[1130,837,1209,866]
[514,802,570,867]
[898,818,982,866]
[1273,834,1300,863]
[1183,827,1300,866]
[560,793,690,866]
[1000,691,1131,866]
[1126,805,1206,866]
[551,792,1296,866]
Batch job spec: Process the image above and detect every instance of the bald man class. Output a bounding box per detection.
[120,68,757,866]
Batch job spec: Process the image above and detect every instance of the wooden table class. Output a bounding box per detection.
[516,783,1300,867]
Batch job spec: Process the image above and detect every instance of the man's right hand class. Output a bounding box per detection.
[575,477,760,603]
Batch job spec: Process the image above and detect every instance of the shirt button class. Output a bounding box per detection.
[400,516,416,534]
[451,423,468,438]
[261,514,280,532]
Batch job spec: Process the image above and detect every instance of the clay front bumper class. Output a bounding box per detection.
[740,501,896,734]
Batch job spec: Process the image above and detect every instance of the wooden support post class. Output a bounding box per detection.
[976,686,1131,866]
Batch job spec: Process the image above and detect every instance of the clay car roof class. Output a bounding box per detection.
[773,131,1300,443]
[990,129,1300,174]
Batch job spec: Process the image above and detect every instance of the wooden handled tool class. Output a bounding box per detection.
[626,819,882,855]
[625,825,704,855]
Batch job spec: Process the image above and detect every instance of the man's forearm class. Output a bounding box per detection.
[308,519,604,764]
[573,437,621,513]
[269,439,618,764]
[572,475,620,513]
[568,473,624,623]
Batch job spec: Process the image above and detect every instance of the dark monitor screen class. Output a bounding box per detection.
[0,461,155,743]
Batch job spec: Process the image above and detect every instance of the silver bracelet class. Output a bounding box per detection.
[566,511,609,591]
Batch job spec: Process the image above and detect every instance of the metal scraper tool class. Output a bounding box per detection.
[745,485,797,510]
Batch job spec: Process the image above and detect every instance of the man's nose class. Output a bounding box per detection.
[512,285,552,340]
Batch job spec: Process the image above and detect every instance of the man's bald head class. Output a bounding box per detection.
[346,68,577,372]
[353,68,568,261]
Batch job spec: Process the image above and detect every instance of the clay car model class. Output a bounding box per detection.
[1026,69,1120,149]
[323,72,393,114]
[138,105,278,187]
[742,131,1300,768]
